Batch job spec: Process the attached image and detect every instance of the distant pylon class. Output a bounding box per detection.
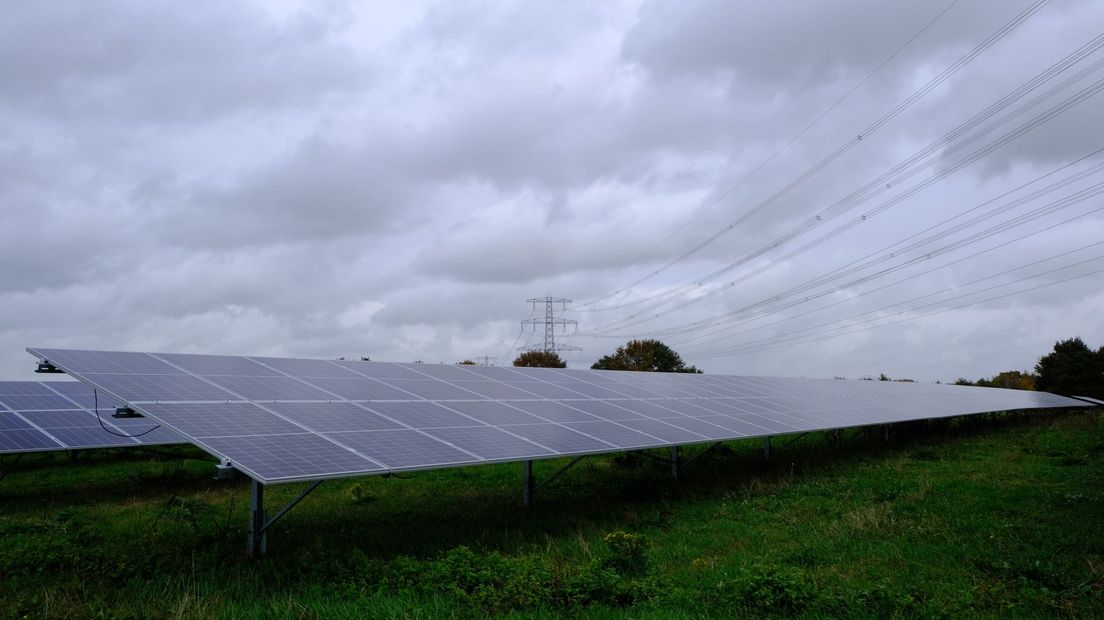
[520,297,582,353]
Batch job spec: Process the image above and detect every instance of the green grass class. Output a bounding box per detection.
[1,410,1102,618]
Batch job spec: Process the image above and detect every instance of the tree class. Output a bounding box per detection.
[591,339,701,373]
[1034,337,1104,398]
[974,370,1036,390]
[512,350,567,368]
[458,360,477,365]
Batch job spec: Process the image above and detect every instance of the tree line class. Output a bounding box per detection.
[954,337,1104,398]
[502,335,1103,399]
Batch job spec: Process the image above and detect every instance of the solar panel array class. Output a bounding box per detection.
[27,348,1092,484]
[0,381,183,453]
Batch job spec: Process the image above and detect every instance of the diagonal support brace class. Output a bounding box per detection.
[248,479,324,558]
[524,456,587,507]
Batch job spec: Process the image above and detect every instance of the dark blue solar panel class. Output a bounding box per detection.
[324,430,477,469]
[21,410,100,429]
[361,401,483,429]
[396,363,480,381]
[439,402,547,426]
[201,433,385,480]
[80,373,239,402]
[509,401,601,424]
[498,423,616,453]
[0,381,60,395]
[421,426,555,461]
[446,380,546,400]
[0,393,81,411]
[500,381,594,399]
[0,411,34,431]
[613,399,689,419]
[0,428,62,451]
[137,402,305,437]
[249,356,364,378]
[34,349,184,374]
[24,348,1096,483]
[379,379,485,401]
[551,382,633,399]
[334,361,425,380]
[566,401,648,421]
[610,418,711,444]
[202,375,335,401]
[652,416,735,440]
[154,353,285,376]
[564,421,665,449]
[301,377,416,401]
[265,402,402,432]
[45,427,136,448]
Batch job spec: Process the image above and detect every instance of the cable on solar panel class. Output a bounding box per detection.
[91,389,162,438]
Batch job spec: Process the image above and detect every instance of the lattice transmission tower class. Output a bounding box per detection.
[520,297,582,353]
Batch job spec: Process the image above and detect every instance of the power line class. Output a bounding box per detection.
[580,0,1052,309]
[687,244,1104,358]
[586,50,1104,333]
[587,30,1104,325]
[606,150,1104,342]
[572,0,962,302]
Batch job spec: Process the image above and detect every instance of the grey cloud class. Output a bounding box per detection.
[0,0,370,124]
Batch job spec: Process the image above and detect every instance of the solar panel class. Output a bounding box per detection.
[0,381,185,454]
[26,347,1093,483]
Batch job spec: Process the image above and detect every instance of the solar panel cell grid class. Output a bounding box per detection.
[497,423,616,453]
[564,421,665,450]
[249,357,364,378]
[0,381,185,454]
[509,401,601,423]
[153,353,284,377]
[440,401,547,426]
[265,402,403,432]
[360,401,484,429]
[138,402,305,437]
[566,401,647,421]
[0,411,34,431]
[0,381,60,395]
[81,373,240,402]
[421,426,555,461]
[304,377,417,401]
[446,381,544,400]
[0,429,61,451]
[381,379,486,401]
[202,433,384,479]
[20,410,101,429]
[204,375,335,401]
[23,348,1096,483]
[324,429,477,469]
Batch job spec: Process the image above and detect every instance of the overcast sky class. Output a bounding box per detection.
[3,0,1103,383]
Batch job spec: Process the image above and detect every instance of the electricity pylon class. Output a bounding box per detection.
[520,297,582,353]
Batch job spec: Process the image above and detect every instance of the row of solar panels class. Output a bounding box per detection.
[0,381,182,453]
[21,348,1095,484]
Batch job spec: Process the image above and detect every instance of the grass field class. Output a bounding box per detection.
[1,409,1101,618]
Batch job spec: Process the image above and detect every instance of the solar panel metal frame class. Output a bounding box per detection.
[25,347,1094,485]
[0,381,185,454]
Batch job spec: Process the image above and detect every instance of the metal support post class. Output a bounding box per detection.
[670,446,680,480]
[523,460,535,507]
[248,479,266,558]
[833,429,843,449]
[763,436,773,461]
[883,424,890,443]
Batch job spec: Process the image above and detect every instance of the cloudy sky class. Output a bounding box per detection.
[3,0,1103,383]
